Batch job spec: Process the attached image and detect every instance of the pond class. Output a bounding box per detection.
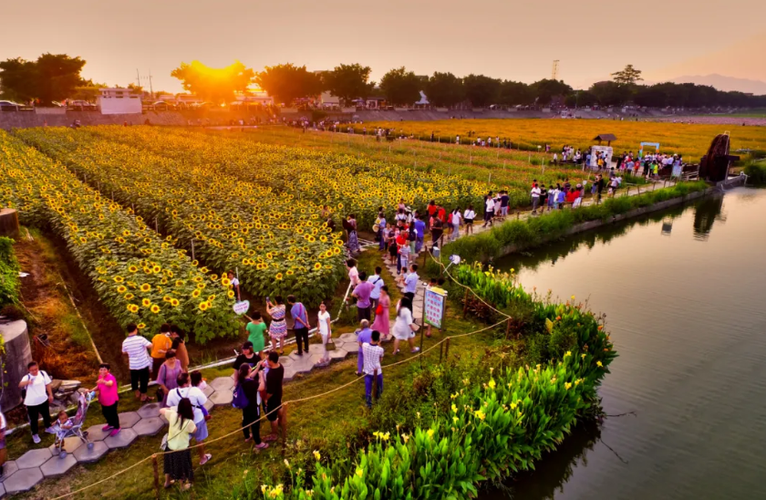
[485,187,766,500]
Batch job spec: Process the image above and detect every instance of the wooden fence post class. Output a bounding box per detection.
[462,288,469,318]
[281,403,288,456]
[152,454,160,500]
[439,342,444,363]
[444,338,450,360]
[505,318,512,340]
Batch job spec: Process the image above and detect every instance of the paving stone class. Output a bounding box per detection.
[201,384,215,398]
[48,437,84,456]
[329,346,350,360]
[209,389,233,406]
[311,353,329,368]
[118,411,141,429]
[203,399,214,412]
[2,467,43,495]
[16,448,53,469]
[137,403,162,419]
[291,355,316,374]
[104,428,138,449]
[84,424,111,442]
[338,332,357,344]
[282,366,298,382]
[73,441,109,464]
[210,376,234,392]
[0,460,19,480]
[133,417,165,437]
[41,454,78,478]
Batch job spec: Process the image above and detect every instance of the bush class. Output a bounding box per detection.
[744,163,766,186]
[0,237,20,308]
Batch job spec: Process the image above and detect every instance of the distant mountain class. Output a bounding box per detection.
[669,74,766,95]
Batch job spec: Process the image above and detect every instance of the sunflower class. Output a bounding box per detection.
[117,285,127,294]
[199,302,209,311]
[286,269,294,276]
[142,298,151,307]
[124,293,135,300]
[227,290,235,299]
[314,262,322,270]
[152,265,161,273]
[191,260,199,267]
[137,323,146,329]
[175,280,184,287]
[127,304,139,313]
[196,283,205,289]
[128,265,138,273]
[150,304,160,314]
[140,283,151,292]
[275,273,283,281]
[122,230,131,237]
[192,289,201,298]
[170,298,180,307]
[163,296,172,302]
[221,277,231,286]
[114,276,125,283]
[199,267,208,273]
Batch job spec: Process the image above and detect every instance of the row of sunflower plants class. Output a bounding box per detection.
[15,127,346,307]
[0,131,240,342]
[84,125,490,230]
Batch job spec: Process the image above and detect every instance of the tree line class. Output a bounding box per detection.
[2,54,765,109]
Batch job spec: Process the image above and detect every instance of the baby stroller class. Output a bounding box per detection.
[53,390,95,458]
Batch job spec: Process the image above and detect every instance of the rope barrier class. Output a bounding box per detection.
[49,314,507,500]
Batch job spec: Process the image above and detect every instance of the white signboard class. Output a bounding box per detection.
[233,300,250,315]
[424,287,447,329]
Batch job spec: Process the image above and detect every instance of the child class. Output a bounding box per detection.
[53,410,74,444]
[190,370,211,421]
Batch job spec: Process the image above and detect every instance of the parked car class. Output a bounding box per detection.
[68,100,98,110]
[0,100,21,111]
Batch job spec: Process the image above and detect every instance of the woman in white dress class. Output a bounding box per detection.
[392,297,420,355]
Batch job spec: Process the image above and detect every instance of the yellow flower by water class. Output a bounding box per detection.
[565,382,572,390]
[596,361,603,367]
[313,450,321,461]
[488,379,496,389]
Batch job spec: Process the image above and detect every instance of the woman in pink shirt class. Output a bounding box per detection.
[91,363,120,436]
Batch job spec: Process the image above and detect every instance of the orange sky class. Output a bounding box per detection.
[1,0,764,93]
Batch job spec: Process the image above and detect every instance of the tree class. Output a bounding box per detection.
[611,64,643,86]
[323,63,375,106]
[530,79,572,105]
[255,63,323,106]
[425,72,464,108]
[498,80,534,106]
[0,53,86,105]
[564,90,598,108]
[379,67,421,107]
[171,60,255,105]
[589,81,633,106]
[463,74,501,108]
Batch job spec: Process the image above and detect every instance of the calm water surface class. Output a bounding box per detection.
[487,187,766,500]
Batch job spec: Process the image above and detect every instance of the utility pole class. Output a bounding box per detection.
[148,71,154,98]
[552,60,559,81]
[136,69,141,88]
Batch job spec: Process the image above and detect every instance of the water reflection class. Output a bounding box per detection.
[692,196,725,240]
[480,421,601,500]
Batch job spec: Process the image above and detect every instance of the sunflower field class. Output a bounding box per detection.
[13,126,487,306]
[0,131,239,342]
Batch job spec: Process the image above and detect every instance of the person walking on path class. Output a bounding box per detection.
[263,352,285,443]
[170,326,189,372]
[317,302,332,364]
[367,267,384,311]
[463,205,475,235]
[355,320,373,376]
[266,296,287,355]
[121,324,153,403]
[150,324,172,380]
[90,363,120,436]
[363,330,385,408]
[482,193,495,227]
[157,350,183,408]
[392,297,420,355]
[245,312,267,357]
[235,363,268,450]
[371,286,391,341]
[19,361,54,444]
[166,372,212,465]
[531,183,541,214]
[399,264,419,301]
[346,259,360,287]
[414,214,426,253]
[351,272,373,321]
[449,208,462,241]
[160,399,196,491]
[288,295,311,356]
[596,175,605,203]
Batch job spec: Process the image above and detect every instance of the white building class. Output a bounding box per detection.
[98,88,142,115]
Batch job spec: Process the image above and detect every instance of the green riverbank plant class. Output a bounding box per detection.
[0,236,21,308]
[744,163,766,186]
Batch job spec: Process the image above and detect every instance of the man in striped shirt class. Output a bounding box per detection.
[362,330,384,408]
[121,323,153,402]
